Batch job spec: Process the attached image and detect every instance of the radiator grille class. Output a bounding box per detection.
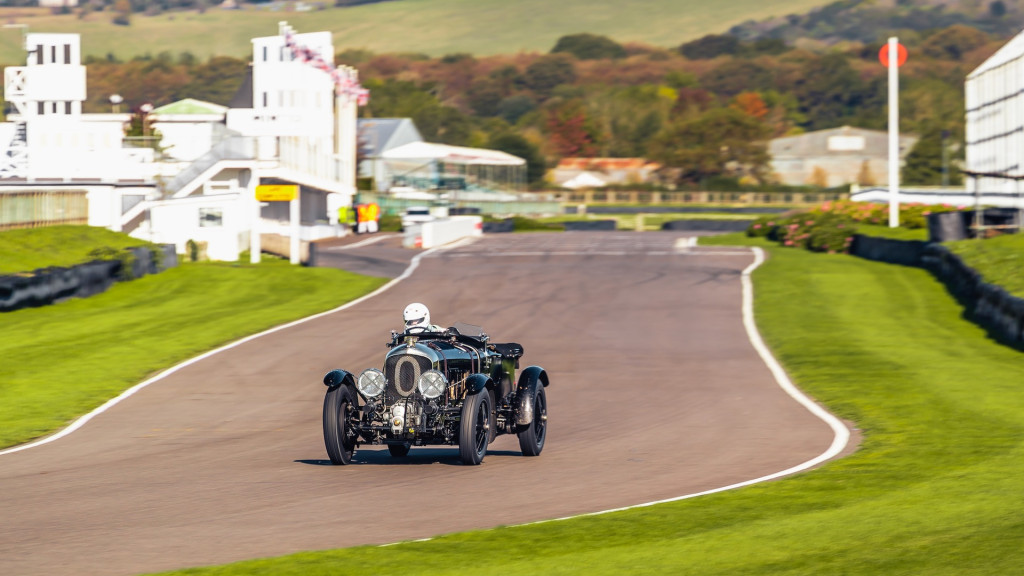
[385,354,433,398]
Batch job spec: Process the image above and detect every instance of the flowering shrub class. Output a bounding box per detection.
[746,201,966,254]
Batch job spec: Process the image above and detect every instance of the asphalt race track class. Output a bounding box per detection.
[0,232,847,576]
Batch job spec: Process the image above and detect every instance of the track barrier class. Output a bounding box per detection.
[0,244,177,313]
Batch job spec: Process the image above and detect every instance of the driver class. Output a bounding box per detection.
[403,302,444,334]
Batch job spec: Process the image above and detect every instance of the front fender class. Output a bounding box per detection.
[465,373,492,396]
[515,366,548,426]
[323,369,356,389]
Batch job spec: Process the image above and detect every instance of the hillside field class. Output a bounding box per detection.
[0,0,835,63]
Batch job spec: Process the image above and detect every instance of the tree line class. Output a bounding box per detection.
[1,19,1009,189]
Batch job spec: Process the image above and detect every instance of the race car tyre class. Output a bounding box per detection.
[323,385,357,465]
[517,384,547,457]
[459,392,491,465]
[388,442,411,457]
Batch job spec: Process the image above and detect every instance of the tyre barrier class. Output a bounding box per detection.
[563,220,617,231]
[921,244,1024,348]
[482,219,515,233]
[851,234,1024,349]
[661,220,752,232]
[849,235,929,267]
[0,244,178,313]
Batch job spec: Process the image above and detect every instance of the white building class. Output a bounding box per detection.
[0,33,157,232]
[141,23,364,262]
[769,126,916,188]
[965,29,1024,208]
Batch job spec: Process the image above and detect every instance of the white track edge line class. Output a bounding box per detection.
[531,245,852,522]
[379,244,852,546]
[0,244,446,457]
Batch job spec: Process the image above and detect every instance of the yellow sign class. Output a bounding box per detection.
[255,185,298,202]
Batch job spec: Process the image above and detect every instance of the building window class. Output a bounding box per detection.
[263,46,268,62]
[64,44,71,64]
[199,208,223,228]
[37,102,45,115]
[51,45,57,64]
[64,101,71,115]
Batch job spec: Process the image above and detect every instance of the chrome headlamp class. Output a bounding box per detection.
[417,370,447,399]
[356,368,386,398]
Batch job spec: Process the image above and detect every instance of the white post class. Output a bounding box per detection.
[888,37,900,228]
[249,170,261,264]
[290,193,300,265]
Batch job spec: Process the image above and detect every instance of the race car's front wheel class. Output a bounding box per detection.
[517,384,547,457]
[459,392,491,465]
[323,386,357,465]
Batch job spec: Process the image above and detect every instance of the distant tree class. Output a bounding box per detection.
[678,34,740,60]
[488,133,546,184]
[650,106,771,184]
[182,56,248,105]
[902,126,963,186]
[551,33,627,60]
[789,53,867,130]
[700,59,776,99]
[466,78,504,117]
[440,53,475,65]
[546,99,601,157]
[524,54,577,100]
[732,92,768,119]
[497,95,536,124]
[113,0,132,25]
[671,87,715,118]
[664,70,698,90]
[990,1,1007,18]
[749,37,788,56]
[920,25,989,61]
[363,79,473,145]
[487,65,522,90]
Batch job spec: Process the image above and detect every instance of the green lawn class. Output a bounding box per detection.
[146,235,1024,575]
[0,0,837,62]
[0,225,151,275]
[0,258,387,448]
[946,233,1024,298]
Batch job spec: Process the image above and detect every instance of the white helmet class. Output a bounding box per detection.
[403,302,431,333]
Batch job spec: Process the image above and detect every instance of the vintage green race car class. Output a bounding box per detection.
[322,323,549,465]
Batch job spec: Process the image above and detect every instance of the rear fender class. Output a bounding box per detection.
[515,366,548,426]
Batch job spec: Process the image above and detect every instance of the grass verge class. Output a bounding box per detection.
[946,233,1024,298]
[0,225,151,274]
[149,235,1024,575]
[0,258,387,448]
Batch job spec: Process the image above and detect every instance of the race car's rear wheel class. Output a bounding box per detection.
[517,384,547,456]
[323,386,357,465]
[387,442,411,457]
[459,392,491,465]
